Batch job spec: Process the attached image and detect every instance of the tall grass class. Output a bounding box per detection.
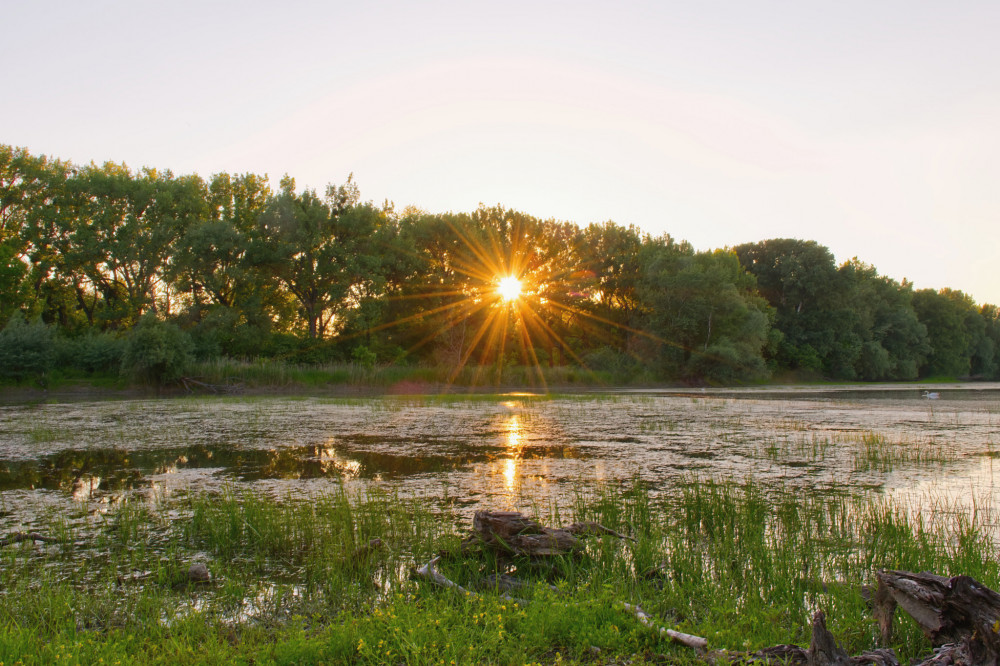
[0,479,995,664]
[185,357,656,390]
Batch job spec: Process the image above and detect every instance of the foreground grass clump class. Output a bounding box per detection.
[0,480,996,664]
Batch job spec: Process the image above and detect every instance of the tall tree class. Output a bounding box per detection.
[0,145,72,326]
[58,163,206,328]
[637,241,771,382]
[838,260,928,380]
[252,176,387,339]
[912,288,983,378]
[735,239,856,377]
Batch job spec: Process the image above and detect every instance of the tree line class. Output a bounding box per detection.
[1,144,997,384]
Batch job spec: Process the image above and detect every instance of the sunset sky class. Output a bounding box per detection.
[6,0,999,304]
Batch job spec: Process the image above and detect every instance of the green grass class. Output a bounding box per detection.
[0,479,995,664]
[851,431,955,472]
[157,358,658,391]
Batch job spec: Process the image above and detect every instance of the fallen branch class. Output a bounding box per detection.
[873,569,1000,663]
[738,611,899,665]
[413,556,476,597]
[0,532,57,547]
[621,602,708,651]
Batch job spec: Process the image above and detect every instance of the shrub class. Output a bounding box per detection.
[56,331,126,374]
[121,314,193,384]
[0,315,56,382]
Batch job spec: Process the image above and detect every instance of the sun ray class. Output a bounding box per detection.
[338,207,742,390]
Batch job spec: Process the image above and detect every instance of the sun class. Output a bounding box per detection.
[497,276,522,302]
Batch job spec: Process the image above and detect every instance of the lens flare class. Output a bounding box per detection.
[497,276,522,302]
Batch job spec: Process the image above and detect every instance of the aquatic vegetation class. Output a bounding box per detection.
[0,480,996,664]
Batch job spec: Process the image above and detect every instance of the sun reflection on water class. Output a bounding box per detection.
[501,414,525,498]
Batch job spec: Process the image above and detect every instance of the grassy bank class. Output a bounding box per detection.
[1,479,995,664]
[2,358,665,397]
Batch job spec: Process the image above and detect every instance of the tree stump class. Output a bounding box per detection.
[470,511,583,557]
[875,570,1000,654]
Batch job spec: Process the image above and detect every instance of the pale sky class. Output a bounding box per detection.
[6,0,999,304]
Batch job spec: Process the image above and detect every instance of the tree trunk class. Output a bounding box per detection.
[874,569,1000,663]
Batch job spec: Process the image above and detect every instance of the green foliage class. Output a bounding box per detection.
[1,143,996,386]
[351,344,377,368]
[120,314,193,384]
[56,330,126,374]
[638,243,771,383]
[0,314,56,382]
[583,346,639,375]
[912,288,982,378]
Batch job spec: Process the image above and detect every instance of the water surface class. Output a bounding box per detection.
[1,385,998,529]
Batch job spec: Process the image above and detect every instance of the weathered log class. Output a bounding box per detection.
[471,511,582,556]
[874,569,1000,661]
[0,532,57,547]
[470,511,633,557]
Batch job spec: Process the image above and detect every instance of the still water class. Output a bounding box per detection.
[1,385,998,530]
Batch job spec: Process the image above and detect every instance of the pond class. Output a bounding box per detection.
[1,384,998,531]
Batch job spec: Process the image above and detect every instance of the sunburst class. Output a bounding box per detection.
[497,276,522,302]
[341,207,685,391]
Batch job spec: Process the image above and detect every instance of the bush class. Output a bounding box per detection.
[56,331,126,374]
[121,315,193,384]
[0,315,56,383]
[351,344,377,368]
[582,346,638,374]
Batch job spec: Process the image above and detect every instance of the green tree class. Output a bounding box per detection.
[838,260,928,380]
[735,239,857,377]
[912,288,981,378]
[572,222,645,356]
[0,145,73,326]
[59,163,206,328]
[251,176,387,339]
[637,241,771,383]
[980,304,1000,379]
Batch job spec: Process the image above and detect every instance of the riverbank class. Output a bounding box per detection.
[1,480,994,664]
[1,355,989,404]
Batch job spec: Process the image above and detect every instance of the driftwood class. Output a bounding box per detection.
[621,602,709,651]
[0,532,57,547]
[738,570,1000,666]
[414,556,476,597]
[467,510,633,557]
[873,569,1000,664]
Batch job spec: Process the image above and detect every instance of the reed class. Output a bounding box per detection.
[0,478,996,664]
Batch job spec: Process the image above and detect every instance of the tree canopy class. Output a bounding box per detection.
[2,144,997,384]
